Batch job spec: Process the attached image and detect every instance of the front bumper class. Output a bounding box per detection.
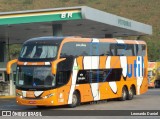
[16,89,60,106]
[16,96,58,106]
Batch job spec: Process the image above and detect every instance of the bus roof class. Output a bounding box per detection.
[24,36,63,44]
[24,36,146,45]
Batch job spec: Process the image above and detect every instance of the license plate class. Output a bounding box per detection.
[29,101,36,104]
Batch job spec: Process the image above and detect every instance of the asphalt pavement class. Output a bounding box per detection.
[0,88,159,118]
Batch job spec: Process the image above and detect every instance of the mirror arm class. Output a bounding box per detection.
[6,59,18,74]
[51,58,66,75]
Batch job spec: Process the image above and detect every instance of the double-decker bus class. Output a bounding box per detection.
[7,36,148,108]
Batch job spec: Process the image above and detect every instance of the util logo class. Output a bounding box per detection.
[127,56,145,78]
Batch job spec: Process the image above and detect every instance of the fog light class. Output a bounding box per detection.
[51,101,54,104]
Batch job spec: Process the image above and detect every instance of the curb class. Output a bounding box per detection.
[0,96,16,99]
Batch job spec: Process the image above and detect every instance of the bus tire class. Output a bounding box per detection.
[36,106,46,108]
[127,86,134,100]
[68,91,80,108]
[119,86,127,101]
[154,81,159,88]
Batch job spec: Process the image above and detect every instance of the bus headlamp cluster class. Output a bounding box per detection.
[43,93,54,99]
[16,92,22,97]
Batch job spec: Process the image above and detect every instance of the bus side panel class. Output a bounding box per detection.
[57,85,71,105]
[125,56,137,94]
[140,56,148,94]
[75,84,94,103]
[125,56,148,95]
[76,57,94,102]
[60,55,148,104]
[99,82,119,99]
[56,73,77,105]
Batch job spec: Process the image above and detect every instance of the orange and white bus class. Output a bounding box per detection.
[7,36,148,108]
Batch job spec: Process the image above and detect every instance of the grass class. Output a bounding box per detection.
[0,0,159,60]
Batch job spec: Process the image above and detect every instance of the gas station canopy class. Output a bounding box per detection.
[0,6,152,44]
[0,6,153,96]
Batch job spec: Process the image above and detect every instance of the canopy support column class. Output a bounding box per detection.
[52,24,63,36]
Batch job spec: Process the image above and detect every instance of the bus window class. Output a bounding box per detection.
[116,44,126,56]
[110,44,116,56]
[76,70,89,84]
[84,69,122,83]
[60,42,90,58]
[99,43,111,56]
[116,44,135,56]
[136,44,146,56]
[16,66,55,88]
[89,70,100,83]
[104,69,122,82]
[90,43,99,56]
[125,44,135,56]
[142,45,146,56]
[20,45,58,59]
[56,71,71,86]
[134,44,138,56]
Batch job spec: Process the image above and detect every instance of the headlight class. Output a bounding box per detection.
[43,93,54,99]
[16,92,22,96]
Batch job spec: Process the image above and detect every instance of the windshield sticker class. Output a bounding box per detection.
[76,43,86,47]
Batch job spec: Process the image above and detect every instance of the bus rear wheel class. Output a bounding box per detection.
[127,86,134,100]
[119,86,127,101]
[68,91,80,108]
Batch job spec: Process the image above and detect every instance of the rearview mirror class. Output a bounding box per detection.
[51,58,66,75]
[6,59,18,74]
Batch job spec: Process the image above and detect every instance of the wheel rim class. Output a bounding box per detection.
[123,88,127,99]
[129,89,133,97]
[72,94,77,105]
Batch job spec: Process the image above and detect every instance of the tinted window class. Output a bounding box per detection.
[56,71,71,86]
[20,45,57,58]
[110,44,116,56]
[136,44,146,56]
[116,44,126,56]
[141,45,146,56]
[76,69,122,84]
[91,43,99,56]
[99,43,112,56]
[61,42,146,57]
[126,44,135,56]
[60,42,90,57]
[76,70,89,84]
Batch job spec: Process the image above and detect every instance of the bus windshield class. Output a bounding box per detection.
[16,66,56,89]
[20,44,58,59]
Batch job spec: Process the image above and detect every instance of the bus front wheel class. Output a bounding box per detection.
[68,91,80,108]
[119,86,128,101]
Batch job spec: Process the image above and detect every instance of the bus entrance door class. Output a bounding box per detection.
[89,39,101,101]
